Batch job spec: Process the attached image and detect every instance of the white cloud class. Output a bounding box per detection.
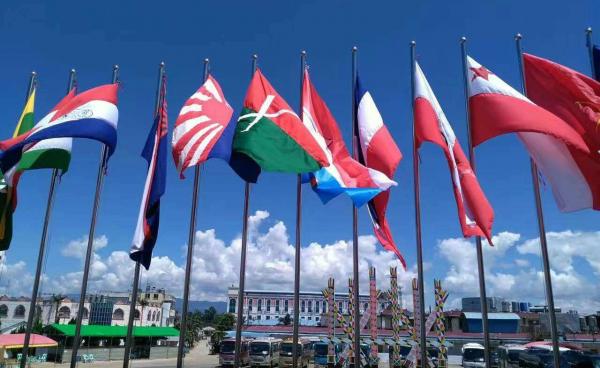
[437,230,600,314]
[61,235,109,259]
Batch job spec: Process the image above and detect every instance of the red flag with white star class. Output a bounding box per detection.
[468,55,600,212]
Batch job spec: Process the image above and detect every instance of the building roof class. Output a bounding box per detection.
[49,324,179,337]
[0,334,57,349]
[463,312,520,320]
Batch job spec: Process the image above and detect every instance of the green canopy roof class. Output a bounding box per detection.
[49,324,179,338]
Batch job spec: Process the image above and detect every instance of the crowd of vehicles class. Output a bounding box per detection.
[461,342,600,368]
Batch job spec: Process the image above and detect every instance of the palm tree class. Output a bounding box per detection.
[52,294,66,323]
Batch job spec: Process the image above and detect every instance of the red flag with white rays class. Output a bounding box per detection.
[413,62,494,244]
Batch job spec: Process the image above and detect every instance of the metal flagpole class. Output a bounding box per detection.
[514,33,561,368]
[351,46,361,368]
[20,70,73,368]
[124,61,166,368]
[586,27,596,80]
[234,54,258,368]
[292,50,306,368]
[459,37,492,368]
[70,65,120,368]
[409,41,428,368]
[176,58,210,368]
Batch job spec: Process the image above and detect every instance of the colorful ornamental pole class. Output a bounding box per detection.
[322,278,336,367]
[347,278,356,364]
[369,267,378,359]
[434,279,448,368]
[389,267,402,367]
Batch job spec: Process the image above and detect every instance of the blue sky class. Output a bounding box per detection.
[0,0,599,312]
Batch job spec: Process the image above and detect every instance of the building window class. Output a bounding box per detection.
[58,306,71,319]
[284,300,289,312]
[248,299,253,312]
[258,300,262,312]
[316,302,320,314]
[257,315,261,320]
[157,311,160,321]
[308,316,312,320]
[338,302,343,312]
[266,316,270,320]
[134,309,141,320]
[229,298,236,313]
[82,307,89,319]
[112,308,124,320]
[308,301,312,313]
[364,303,369,312]
[267,300,271,312]
[323,301,327,311]
[301,301,305,313]
[147,310,152,321]
[14,305,26,318]
[316,317,320,321]
[0,305,7,317]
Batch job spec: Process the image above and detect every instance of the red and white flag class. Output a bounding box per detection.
[414,62,494,243]
[467,56,594,212]
[171,75,233,178]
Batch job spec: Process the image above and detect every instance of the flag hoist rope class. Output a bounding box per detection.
[409,41,429,368]
[123,61,166,368]
[234,54,258,368]
[459,36,492,368]
[69,65,120,368]
[20,70,75,368]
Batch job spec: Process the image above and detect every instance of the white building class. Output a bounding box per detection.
[227,286,391,326]
[0,287,177,333]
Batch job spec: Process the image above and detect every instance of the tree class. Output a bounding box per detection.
[279,314,292,326]
[137,297,149,326]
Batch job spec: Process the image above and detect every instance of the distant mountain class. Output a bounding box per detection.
[174,299,227,314]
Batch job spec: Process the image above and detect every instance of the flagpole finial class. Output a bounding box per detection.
[160,61,165,67]
[113,64,120,71]
[301,50,306,55]
[31,71,37,76]
[352,46,358,52]
[460,36,467,44]
[515,33,523,40]
[410,40,416,46]
[70,68,76,73]
[204,58,209,63]
[252,54,258,60]
[587,27,593,34]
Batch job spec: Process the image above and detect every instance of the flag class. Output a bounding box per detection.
[230,69,329,183]
[130,76,168,269]
[467,55,596,212]
[0,88,73,250]
[593,45,600,82]
[414,62,494,243]
[171,75,234,178]
[522,53,600,210]
[302,70,395,207]
[355,75,405,265]
[0,83,119,168]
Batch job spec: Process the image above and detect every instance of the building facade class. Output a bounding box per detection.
[0,287,177,333]
[227,287,392,326]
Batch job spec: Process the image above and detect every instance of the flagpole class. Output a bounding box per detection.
[123,61,165,368]
[586,27,596,80]
[234,54,258,368]
[20,70,71,368]
[351,46,361,368]
[515,33,561,368]
[292,50,306,368]
[174,58,210,368]
[409,41,428,368]
[70,65,120,368]
[459,37,492,368]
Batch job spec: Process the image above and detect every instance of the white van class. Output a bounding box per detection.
[462,343,485,368]
[250,338,282,367]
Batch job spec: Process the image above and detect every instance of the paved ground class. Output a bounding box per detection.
[13,346,461,368]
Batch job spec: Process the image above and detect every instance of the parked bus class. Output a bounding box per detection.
[314,342,344,368]
[220,338,250,367]
[462,343,486,368]
[279,338,312,368]
[249,338,282,368]
[497,344,526,368]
